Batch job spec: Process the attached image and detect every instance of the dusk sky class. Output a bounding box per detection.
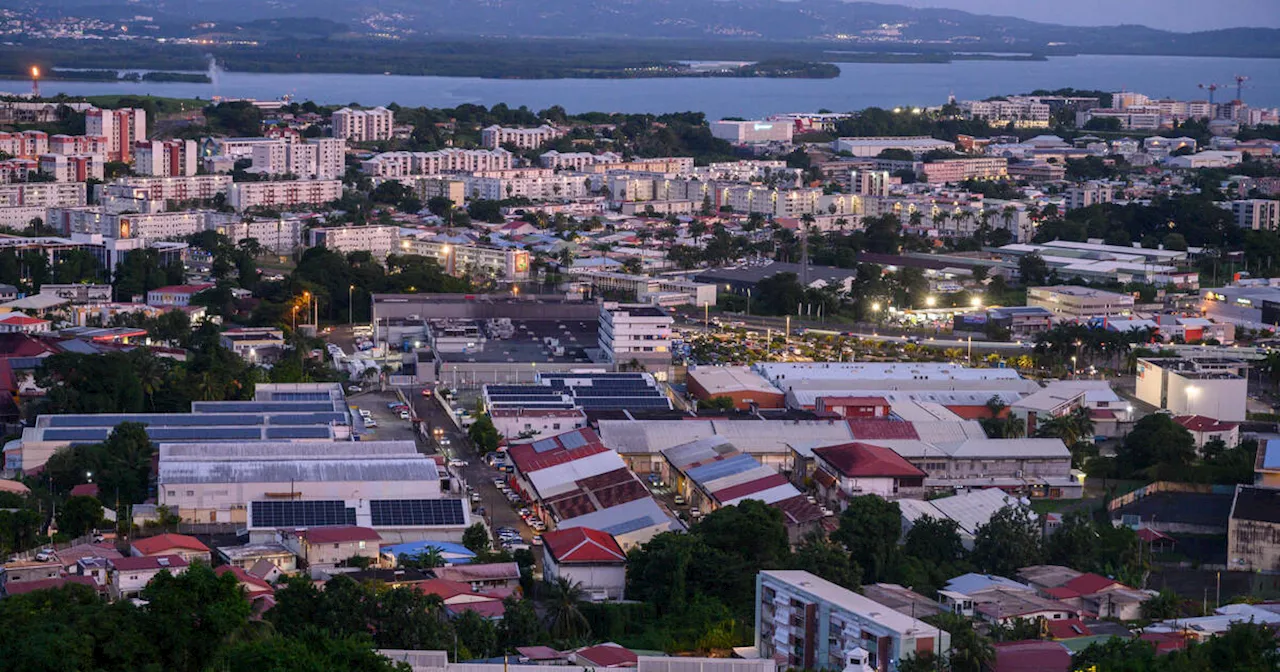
[892,0,1280,32]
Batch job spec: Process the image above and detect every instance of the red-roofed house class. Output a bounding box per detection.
[2,574,98,597]
[130,533,211,564]
[1173,415,1240,450]
[815,396,890,419]
[215,564,275,598]
[571,643,638,668]
[69,483,99,498]
[1044,617,1093,641]
[146,284,214,307]
[812,442,926,505]
[109,555,188,598]
[280,526,381,568]
[541,527,626,601]
[1139,631,1189,654]
[414,578,507,620]
[0,313,51,334]
[989,641,1070,672]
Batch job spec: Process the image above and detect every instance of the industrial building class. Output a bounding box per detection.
[1134,357,1248,421]
[686,365,786,410]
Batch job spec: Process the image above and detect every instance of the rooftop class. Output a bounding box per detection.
[762,570,941,638]
[111,555,189,572]
[542,527,626,564]
[813,442,926,479]
[687,366,781,397]
[1230,485,1280,525]
[131,533,209,556]
[295,526,382,544]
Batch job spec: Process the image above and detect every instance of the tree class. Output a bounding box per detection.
[498,597,545,652]
[398,548,444,569]
[467,414,501,453]
[831,495,902,584]
[903,515,965,566]
[1115,414,1197,480]
[56,495,103,537]
[788,534,860,590]
[1018,252,1049,285]
[971,506,1042,577]
[454,609,497,659]
[928,613,995,672]
[142,562,255,672]
[215,629,412,672]
[544,577,590,641]
[462,522,491,554]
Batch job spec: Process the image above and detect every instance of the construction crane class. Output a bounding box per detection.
[1234,75,1249,101]
[1199,83,1220,105]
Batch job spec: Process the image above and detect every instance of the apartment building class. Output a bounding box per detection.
[401,238,530,280]
[1135,357,1247,422]
[832,136,954,158]
[1077,109,1161,130]
[709,120,794,144]
[599,303,673,372]
[213,136,291,160]
[851,170,892,197]
[50,207,236,242]
[756,570,949,672]
[582,157,695,174]
[0,131,49,159]
[37,154,103,182]
[411,177,467,206]
[0,182,86,208]
[332,107,394,142]
[0,159,36,184]
[918,158,1008,184]
[85,107,147,162]
[308,224,400,258]
[481,125,566,150]
[1064,182,1113,211]
[463,172,591,201]
[48,134,108,157]
[715,185,862,218]
[1027,286,1135,322]
[361,149,514,177]
[540,151,623,170]
[249,138,345,179]
[108,175,233,202]
[133,139,197,177]
[958,98,1051,128]
[212,216,306,255]
[228,179,343,212]
[1231,199,1280,231]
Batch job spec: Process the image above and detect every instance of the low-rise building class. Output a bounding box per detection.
[1027,285,1135,323]
[130,533,212,564]
[309,224,400,259]
[710,120,793,144]
[1226,485,1280,572]
[1231,198,1280,232]
[599,303,672,374]
[146,283,213,307]
[481,125,565,150]
[109,555,188,599]
[1134,357,1247,421]
[279,525,382,568]
[1173,415,1240,450]
[686,366,785,410]
[490,408,588,441]
[811,442,926,503]
[541,527,627,601]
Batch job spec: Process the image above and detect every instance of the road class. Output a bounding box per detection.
[672,313,1033,352]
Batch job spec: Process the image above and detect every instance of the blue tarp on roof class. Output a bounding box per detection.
[380,540,476,564]
[684,453,759,485]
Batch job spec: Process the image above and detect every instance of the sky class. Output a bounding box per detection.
[893,0,1280,32]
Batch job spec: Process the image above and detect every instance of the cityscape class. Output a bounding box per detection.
[0,1,1279,672]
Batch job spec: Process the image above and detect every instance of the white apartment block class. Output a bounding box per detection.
[1112,92,1151,109]
[85,107,147,162]
[757,570,949,672]
[958,98,1051,128]
[832,136,955,158]
[539,151,623,170]
[918,158,1008,184]
[690,160,792,183]
[1232,199,1280,232]
[37,154,104,182]
[49,134,108,157]
[1064,182,1113,210]
[213,136,292,160]
[213,217,306,255]
[0,206,49,230]
[109,175,233,203]
[851,170,892,197]
[51,208,235,241]
[599,302,673,371]
[133,139,197,177]
[0,182,86,208]
[480,125,566,150]
[1027,285,1135,322]
[249,138,345,179]
[332,107,394,142]
[0,159,36,184]
[709,120,794,144]
[0,131,49,159]
[401,238,531,280]
[1077,109,1161,130]
[462,172,591,201]
[714,185,862,219]
[411,177,467,206]
[308,224,400,258]
[582,157,694,174]
[361,149,514,177]
[228,180,343,212]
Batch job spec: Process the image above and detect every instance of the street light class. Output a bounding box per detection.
[971,297,982,309]
[871,301,881,312]
[348,284,355,325]
[925,296,937,308]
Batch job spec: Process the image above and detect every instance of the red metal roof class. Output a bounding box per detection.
[812,442,926,478]
[414,578,481,601]
[1139,632,1188,653]
[506,428,608,474]
[131,533,208,556]
[1045,617,1093,640]
[0,314,48,326]
[991,641,1070,672]
[4,575,97,595]
[542,527,626,564]
[1173,415,1238,433]
[69,483,99,498]
[770,494,827,525]
[1136,527,1173,543]
[713,472,789,502]
[820,396,890,407]
[846,420,920,440]
[215,565,274,593]
[574,644,638,668]
[111,555,189,571]
[1062,573,1124,596]
[296,526,381,544]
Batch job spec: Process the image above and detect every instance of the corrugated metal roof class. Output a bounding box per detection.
[699,463,777,493]
[526,450,626,499]
[159,458,439,485]
[721,480,797,507]
[160,441,418,461]
[685,453,759,484]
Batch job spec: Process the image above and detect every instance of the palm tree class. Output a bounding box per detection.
[544,577,590,641]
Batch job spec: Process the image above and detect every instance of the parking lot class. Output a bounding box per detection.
[347,390,418,442]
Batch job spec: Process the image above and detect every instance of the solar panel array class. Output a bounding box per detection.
[266,427,334,439]
[369,499,466,527]
[271,392,334,401]
[486,373,670,412]
[48,414,264,427]
[251,500,356,528]
[193,401,336,413]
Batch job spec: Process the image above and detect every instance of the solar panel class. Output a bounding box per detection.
[531,438,559,453]
[271,392,332,401]
[44,429,109,441]
[266,427,333,439]
[251,500,356,528]
[268,413,348,425]
[369,499,466,527]
[47,414,265,427]
[559,431,588,450]
[149,427,266,440]
[195,402,334,413]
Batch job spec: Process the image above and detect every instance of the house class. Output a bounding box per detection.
[0,313,51,334]
[1227,485,1280,573]
[938,574,1078,625]
[109,555,188,599]
[811,442,926,505]
[515,646,569,665]
[432,562,522,593]
[2,575,98,597]
[130,533,212,564]
[145,284,214,307]
[0,560,63,596]
[1173,415,1240,450]
[1009,387,1085,436]
[413,578,507,619]
[279,526,382,568]
[1018,566,1150,620]
[988,641,1071,672]
[542,527,627,601]
[215,564,275,598]
[69,483,99,498]
[216,542,298,573]
[570,643,638,668]
[381,540,476,566]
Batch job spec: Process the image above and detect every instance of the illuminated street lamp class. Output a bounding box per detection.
[925,296,937,308]
[971,297,982,309]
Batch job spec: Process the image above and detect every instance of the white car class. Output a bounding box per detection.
[364,419,378,428]
[399,411,411,420]
[448,459,468,468]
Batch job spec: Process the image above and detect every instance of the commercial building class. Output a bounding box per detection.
[575,270,715,308]
[332,107,394,142]
[751,362,1040,411]
[481,125,566,150]
[899,489,1032,550]
[133,139,197,177]
[918,158,1008,184]
[1231,199,1280,231]
[997,241,1197,288]
[1027,285,1135,323]
[832,136,955,158]
[228,179,343,212]
[400,238,531,281]
[1134,357,1247,421]
[85,107,146,162]
[308,224,400,259]
[598,303,673,373]
[1226,485,1280,572]
[756,570,949,672]
[810,442,926,503]
[599,418,857,476]
[686,366,785,410]
[490,408,588,441]
[710,120,793,144]
[146,284,213,307]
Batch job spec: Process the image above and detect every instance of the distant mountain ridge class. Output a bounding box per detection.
[17,0,1280,57]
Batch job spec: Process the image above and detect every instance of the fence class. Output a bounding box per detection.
[1107,481,1238,512]
[10,532,101,562]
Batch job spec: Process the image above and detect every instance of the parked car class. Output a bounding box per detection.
[492,478,506,488]
[673,495,686,506]
[448,459,468,468]
[470,492,482,503]
[347,385,362,393]
[530,535,543,546]
[399,411,411,420]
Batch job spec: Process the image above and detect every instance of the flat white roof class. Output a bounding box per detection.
[762,570,941,638]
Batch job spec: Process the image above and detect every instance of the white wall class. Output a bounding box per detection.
[543,555,626,600]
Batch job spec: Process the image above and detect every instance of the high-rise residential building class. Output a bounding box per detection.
[480,124,566,149]
[331,107,394,142]
[249,138,345,179]
[1232,199,1280,232]
[228,180,343,212]
[307,224,400,259]
[85,107,147,163]
[957,98,1052,128]
[49,134,108,157]
[133,140,198,177]
[1064,182,1113,210]
[37,154,104,182]
[851,169,891,197]
[0,131,49,159]
[599,302,673,374]
[756,570,949,672]
[107,175,234,203]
